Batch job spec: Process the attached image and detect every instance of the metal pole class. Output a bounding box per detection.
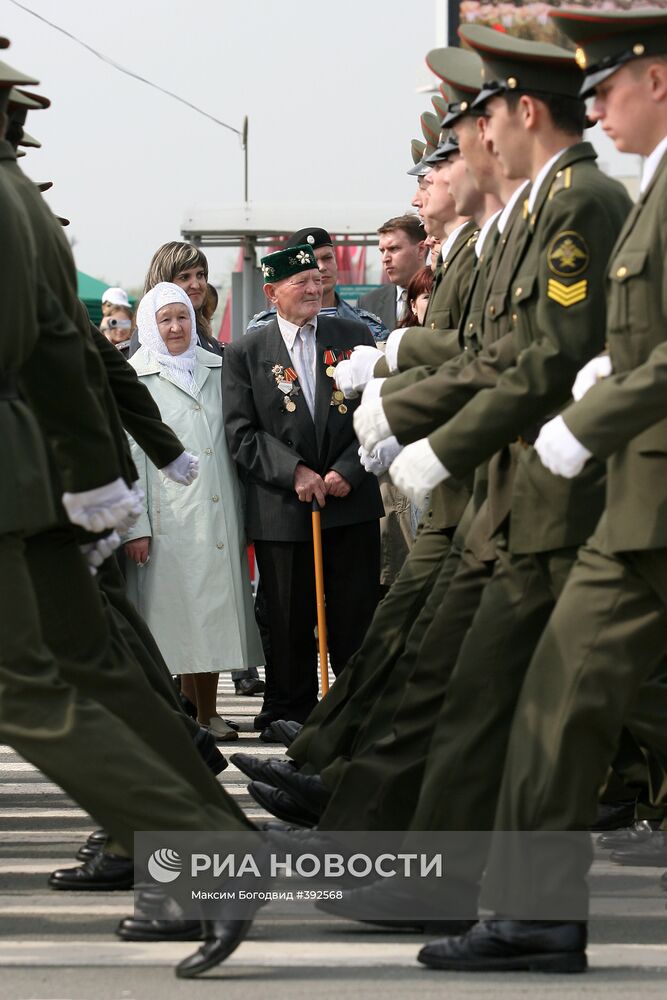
[311,499,329,696]
[241,235,256,335]
[242,116,249,203]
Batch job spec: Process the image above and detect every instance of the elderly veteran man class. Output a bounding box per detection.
[248,227,388,341]
[328,27,630,937]
[223,245,383,732]
[415,7,667,974]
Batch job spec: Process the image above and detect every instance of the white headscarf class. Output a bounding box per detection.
[136,282,199,395]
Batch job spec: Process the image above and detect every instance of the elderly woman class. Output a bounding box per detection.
[123,282,264,738]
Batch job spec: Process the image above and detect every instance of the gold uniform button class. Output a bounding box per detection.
[205,448,212,455]
[212,495,220,502]
[216,542,224,549]
[515,287,523,297]
[489,305,496,316]
[442,262,449,271]
[431,322,436,329]
[512,313,518,323]
[468,321,474,330]
[616,265,628,279]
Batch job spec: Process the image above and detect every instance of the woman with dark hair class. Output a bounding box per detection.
[129,242,222,356]
[398,265,434,328]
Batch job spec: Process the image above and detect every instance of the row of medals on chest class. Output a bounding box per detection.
[271,349,352,414]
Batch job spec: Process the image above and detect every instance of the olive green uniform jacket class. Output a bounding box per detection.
[425,143,632,554]
[564,149,667,554]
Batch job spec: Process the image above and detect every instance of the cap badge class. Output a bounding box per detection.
[307,235,315,245]
[633,43,646,57]
[575,47,587,70]
[460,100,468,112]
[507,77,518,89]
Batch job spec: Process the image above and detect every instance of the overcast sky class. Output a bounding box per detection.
[3,0,640,290]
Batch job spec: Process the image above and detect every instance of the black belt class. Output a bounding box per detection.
[0,373,19,401]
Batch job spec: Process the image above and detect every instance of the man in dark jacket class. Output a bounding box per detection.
[223,245,383,730]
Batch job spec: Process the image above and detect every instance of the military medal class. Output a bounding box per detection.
[324,348,353,410]
[273,363,300,413]
[333,390,344,403]
[338,404,348,414]
[326,364,336,377]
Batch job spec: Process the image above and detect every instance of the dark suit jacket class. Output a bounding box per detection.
[223,315,384,542]
[358,284,398,332]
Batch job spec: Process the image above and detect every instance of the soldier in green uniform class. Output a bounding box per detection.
[417,7,667,974]
[0,50,260,978]
[331,26,630,927]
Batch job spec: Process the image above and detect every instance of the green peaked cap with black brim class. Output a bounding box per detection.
[458,23,582,114]
[426,46,483,127]
[551,7,667,98]
[260,244,317,285]
[424,131,460,166]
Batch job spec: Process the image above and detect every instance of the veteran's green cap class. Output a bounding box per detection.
[426,46,484,126]
[552,7,667,98]
[459,24,582,111]
[260,244,318,285]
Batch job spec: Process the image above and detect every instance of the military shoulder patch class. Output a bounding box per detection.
[547,278,588,307]
[547,231,589,278]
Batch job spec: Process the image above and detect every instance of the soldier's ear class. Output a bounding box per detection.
[264,282,278,305]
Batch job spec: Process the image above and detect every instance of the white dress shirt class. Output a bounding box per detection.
[640,133,667,194]
[276,313,318,416]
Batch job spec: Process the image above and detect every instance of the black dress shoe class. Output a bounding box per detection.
[258,727,283,743]
[247,780,318,827]
[590,800,636,831]
[315,881,475,932]
[176,920,253,978]
[193,727,228,776]
[598,819,659,850]
[229,752,292,785]
[610,832,667,866]
[254,709,279,731]
[235,678,266,696]
[75,828,108,862]
[417,919,588,973]
[266,760,330,816]
[49,851,134,891]
[269,719,303,747]
[117,917,203,941]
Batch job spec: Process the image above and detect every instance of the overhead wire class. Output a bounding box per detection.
[7,0,243,137]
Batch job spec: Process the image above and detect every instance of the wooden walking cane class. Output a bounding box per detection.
[311,499,329,695]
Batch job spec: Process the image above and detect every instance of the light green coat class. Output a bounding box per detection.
[124,345,264,674]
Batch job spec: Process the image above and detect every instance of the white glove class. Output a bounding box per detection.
[534,415,592,479]
[80,530,122,572]
[361,377,386,405]
[160,450,200,486]
[385,329,406,372]
[358,446,386,476]
[335,345,385,399]
[389,438,450,508]
[62,477,144,534]
[353,399,392,452]
[114,482,145,536]
[358,435,403,476]
[572,354,612,402]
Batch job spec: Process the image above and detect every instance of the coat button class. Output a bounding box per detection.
[616,265,628,278]
[512,313,518,323]
[286,439,293,446]
[212,495,220,502]
[430,322,436,329]
[193,404,201,411]
[488,305,496,316]
[205,447,212,455]
[216,541,224,549]
[515,287,522,297]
